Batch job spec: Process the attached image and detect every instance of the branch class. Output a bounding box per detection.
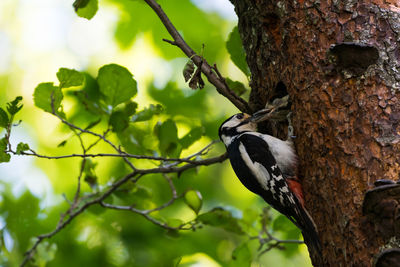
[143,0,251,113]
[135,153,227,175]
[249,217,304,256]
[20,171,141,267]
[20,151,227,266]
[100,202,191,231]
[50,103,136,171]
[20,94,228,266]
[11,140,221,166]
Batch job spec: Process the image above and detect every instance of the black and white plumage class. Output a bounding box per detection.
[218,113,321,254]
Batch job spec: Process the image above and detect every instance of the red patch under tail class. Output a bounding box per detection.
[286,177,305,207]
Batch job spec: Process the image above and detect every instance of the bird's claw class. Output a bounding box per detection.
[287,112,295,140]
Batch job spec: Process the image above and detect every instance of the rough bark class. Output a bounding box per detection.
[230,0,400,266]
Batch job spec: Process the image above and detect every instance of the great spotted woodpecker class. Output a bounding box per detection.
[218,112,321,254]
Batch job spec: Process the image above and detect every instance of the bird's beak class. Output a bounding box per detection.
[241,113,252,123]
[250,108,276,123]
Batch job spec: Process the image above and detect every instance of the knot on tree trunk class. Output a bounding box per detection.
[363,181,400,240]
[374,248,400,267]
[328,43,379,76]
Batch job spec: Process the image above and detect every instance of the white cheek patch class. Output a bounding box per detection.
[222,118,241,129]
[236,123,256,133]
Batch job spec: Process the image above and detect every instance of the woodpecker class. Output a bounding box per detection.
[218,111,321,254]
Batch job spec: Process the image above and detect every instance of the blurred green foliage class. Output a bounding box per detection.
[0,1,312,267]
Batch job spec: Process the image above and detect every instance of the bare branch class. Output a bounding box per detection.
[19,91,228,266]
[100,202,191,230]
[20,171,141,266]
[248,214,304,257]
[144,0,251,113]
[10,140,222,167]
[20,150,227,266]
[136,153,227,175]
[50,104,136,171]
[71,159,86,206]
[162,38,177,46]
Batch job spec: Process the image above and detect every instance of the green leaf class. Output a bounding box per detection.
[197,207,244,235]
[226,26,250,76]
[70,73,105,116]
[84,118,102,131]
[114,0,226,61]
[83,159,98,190]
[131,104,163,122]
[117,125,148,155]
[57,140,67,147]
[87,203,105,215]
[57,68,85,88]
[272,214,301,255]
[73,0,89,10]
[16,142,30,155]
[0,151,10,163]
[109,111,129,132]
[97,64,137,107]
[166,218,184,228]
[184,190,202,215]
[241,208,259,227]
[34,241,57,266]
[74,0,98,20]
[113,184,153,209]
[124,101,138,116]
[0,108,9,128]
[0,137,10,163]
[6,96,23,116]
[230,243,252,267]
[2,190,39,248]
[155,119,181,157]
[272,214,297,233]
[0,137,8,150]
[132,184,153,199]
[179,127,204,149]
[33,83,63,113]
[173,256,182,267]
[225,78,247,97]
[148,83,207,119]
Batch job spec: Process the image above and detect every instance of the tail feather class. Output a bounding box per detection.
[284,206,322,266]
[285,177,322,256]
[297,207,322,256]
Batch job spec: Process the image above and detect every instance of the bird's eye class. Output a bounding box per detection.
[236,113,244,119]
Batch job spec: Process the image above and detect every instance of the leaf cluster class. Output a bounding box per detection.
[0,1,310,266]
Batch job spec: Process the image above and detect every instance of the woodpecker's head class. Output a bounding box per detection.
[218,113,256,146]
[219,109,276,146]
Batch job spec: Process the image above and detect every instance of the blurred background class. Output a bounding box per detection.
[0,0,312,266]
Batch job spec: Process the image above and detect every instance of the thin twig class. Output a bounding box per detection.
[20,91,228,266]
[144,174,183,214]
[247,217,304,257]
[9,140,221,166]
[20,172,141,266]
[143,0,251,113]
[20,151,227,266]
[100,202,191,230]
[136,153,227,174]
[50,103,136,171]
[86,129,110,152]
[71,159,86,206]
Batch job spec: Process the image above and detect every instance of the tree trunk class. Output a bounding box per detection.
[230,0,400,266]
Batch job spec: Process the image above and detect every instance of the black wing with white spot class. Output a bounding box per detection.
[228,133,298,218]
[227,133,321,253]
